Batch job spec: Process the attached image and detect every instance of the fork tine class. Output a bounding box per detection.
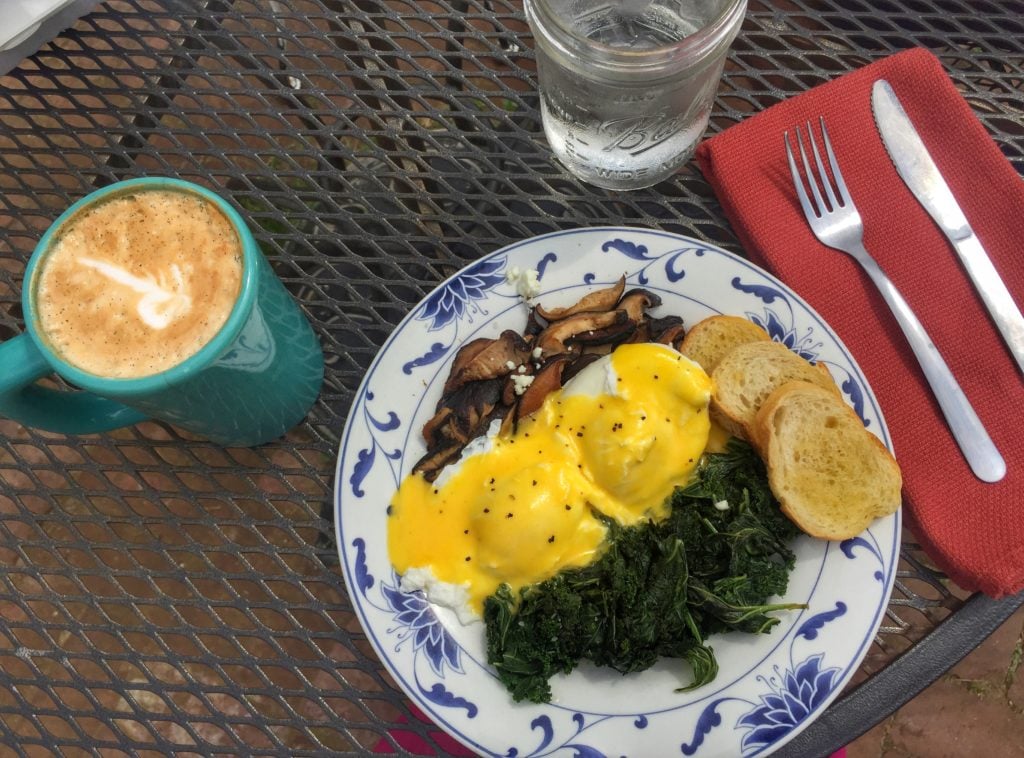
[806,119,838,211]
[785,130,818,221]
[818,117,851,206]
[795,125,827,216]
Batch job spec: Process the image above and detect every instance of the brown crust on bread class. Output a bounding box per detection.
[711,340,840,440]
[753,381,902,540]
[679,315,771,374]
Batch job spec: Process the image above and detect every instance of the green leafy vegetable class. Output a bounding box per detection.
[483,439,805,703]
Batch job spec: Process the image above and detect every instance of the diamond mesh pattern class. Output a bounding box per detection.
[0,0,1021,753]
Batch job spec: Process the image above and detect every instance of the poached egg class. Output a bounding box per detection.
[387,342,714,617]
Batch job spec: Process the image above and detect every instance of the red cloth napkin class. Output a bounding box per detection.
[696,47,1024,598]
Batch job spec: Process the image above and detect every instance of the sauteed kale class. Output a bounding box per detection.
[483,439,805,704]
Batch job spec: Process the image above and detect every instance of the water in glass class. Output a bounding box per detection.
[526,0,746,190]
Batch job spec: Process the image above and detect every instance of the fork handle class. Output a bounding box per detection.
[853,243,1006,482]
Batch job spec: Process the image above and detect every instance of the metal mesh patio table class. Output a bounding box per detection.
[0,1,1021,754]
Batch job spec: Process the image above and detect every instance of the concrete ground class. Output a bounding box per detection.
[846,604,1024,757]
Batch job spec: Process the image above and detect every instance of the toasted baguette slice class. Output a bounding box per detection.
[711,340,839,439]
[679,315,770,374]
[754,381,902,540]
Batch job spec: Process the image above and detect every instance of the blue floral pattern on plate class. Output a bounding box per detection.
[334,228,900,757]
[738,654,842,753]
[420,257,507,331]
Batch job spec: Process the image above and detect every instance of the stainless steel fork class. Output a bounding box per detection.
[785,118,1005,483]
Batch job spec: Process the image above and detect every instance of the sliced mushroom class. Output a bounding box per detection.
[524,308,545,338]
[498,405,516,438]
[581,342,617,356]
[534,276,625,322]
[616,288,662,322]
[654,323,687,349]
[536,309,629,357]
[429,377,502,440]
[421,406,454,444]
[647,314,683,335]
[501,374,517,407]
[445,337,492,388]
[624,318,653,344]
[443,329,531,394]
[419,279,697,482]
[567,310,635,349]
[457,402,488,442]
[458,377,504,428]
[440,414,470,446]
[515,354,572,421]
[422,408,470,449]
[561,352,603,384]
[413,443,464,481]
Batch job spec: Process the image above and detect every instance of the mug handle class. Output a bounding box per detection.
[0,335,147,433]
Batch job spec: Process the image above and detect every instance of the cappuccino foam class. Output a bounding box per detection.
[36,189,243,378]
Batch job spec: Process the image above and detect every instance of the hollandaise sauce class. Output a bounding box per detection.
[387,342,713,615]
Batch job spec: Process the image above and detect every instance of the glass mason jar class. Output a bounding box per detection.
[525,0,747,191]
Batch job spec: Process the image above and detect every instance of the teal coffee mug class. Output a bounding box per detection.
[0,177,324,447]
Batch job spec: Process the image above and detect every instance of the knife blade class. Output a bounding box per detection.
[871,78,1024,375]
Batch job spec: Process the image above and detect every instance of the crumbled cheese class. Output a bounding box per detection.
[714,500,730,511]
[511,373,535,395]
[505,360,517,370]
[505,265,541,299]
[531,346,543,360]
[517,364,527,374]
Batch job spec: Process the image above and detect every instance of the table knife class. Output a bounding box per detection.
[871,79,1024,375]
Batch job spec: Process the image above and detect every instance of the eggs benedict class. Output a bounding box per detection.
[387,342,713,617]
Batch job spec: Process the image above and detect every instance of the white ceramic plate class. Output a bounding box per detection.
[334,227,899,757]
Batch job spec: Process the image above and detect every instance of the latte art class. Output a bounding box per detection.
[78,257,193,330]
[35,189,243,378]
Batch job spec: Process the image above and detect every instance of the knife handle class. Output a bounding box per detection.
[951,233,1024,375]
[853,243,1006,483]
